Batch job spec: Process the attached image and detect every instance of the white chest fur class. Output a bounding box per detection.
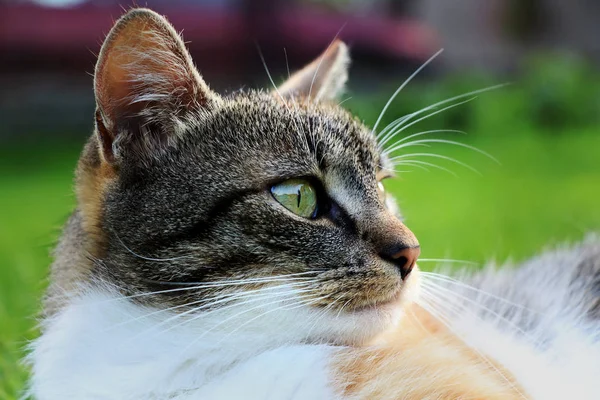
[27,290,338,400]
[27,285,600,399]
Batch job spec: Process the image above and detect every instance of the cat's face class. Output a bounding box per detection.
[80,9,420,345]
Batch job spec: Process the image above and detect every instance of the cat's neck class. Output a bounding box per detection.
[44,210,96,317]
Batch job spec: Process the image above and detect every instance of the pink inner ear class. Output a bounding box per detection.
[94,10,217,130]
[96,49,134,125]
[277,40,349,101]
[92,10,219,163]
[95,16,187,125]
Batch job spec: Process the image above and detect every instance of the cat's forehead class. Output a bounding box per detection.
[189,91,381,182]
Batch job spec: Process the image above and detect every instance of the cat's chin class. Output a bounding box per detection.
[355,267,420,315]
[321,268,421,346]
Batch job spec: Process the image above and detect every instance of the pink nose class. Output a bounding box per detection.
[380,245,421,280]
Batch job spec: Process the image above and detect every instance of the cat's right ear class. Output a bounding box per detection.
[277,40,350,102]
[94,8,221,165]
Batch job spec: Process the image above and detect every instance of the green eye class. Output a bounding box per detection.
[271,178,318,218]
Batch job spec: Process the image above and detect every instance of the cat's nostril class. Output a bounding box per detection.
[380,245,420,280]
[396,256,408,273]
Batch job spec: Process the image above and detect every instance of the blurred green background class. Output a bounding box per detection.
[1,0,599,398]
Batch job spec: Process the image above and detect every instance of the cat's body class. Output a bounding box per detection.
[27,8,600,399]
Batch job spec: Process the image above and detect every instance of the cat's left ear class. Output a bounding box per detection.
[94,8,221,165]
[276,40,350,102]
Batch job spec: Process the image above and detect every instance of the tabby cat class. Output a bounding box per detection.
[27,8,600,399]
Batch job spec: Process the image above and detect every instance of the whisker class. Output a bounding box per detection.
[114,232,190,262]
[372,49,444,134]
[104,281,315,332]
[308,24,347,103]
[395,160,458,177]
[395,161,431,172]
[377,83,509,146]
[420,281,544,347]
[381,97,476,151]
[304,294,343,339]
[382,129,465,150]
[133,284,317,342]
[418,258,480,266]
[406,305,431,336]
[218,293,332,345]
[179,290,324,354]
[337,96,353,107]
[377,114,414,144]
[65,272,320,308]
[419,288,467,319]
[283,47,291,80]
[335,298,353,320]
[257,45,308,149]
[379,98,476,149]
[389,152,482,175]
[385,138,499,165]
[143,273,317,287]
[420,272,540,314]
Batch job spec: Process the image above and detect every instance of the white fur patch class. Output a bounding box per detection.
[27,289,341,399]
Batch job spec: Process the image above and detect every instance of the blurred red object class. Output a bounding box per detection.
[0,3,438,74]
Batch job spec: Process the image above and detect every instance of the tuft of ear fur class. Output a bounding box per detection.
[94,8,220,164]
[277,40,350,102]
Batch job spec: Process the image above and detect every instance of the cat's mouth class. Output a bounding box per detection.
[350,288,405,314]
[335,267,421,316]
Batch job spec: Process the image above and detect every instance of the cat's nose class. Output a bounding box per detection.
[363,209,420,279]
[379,244,421,280]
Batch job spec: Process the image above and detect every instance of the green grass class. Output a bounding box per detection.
[1,79,599,397]
[0,139,82,398]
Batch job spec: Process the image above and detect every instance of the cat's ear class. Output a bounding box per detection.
[94,8,220,164]
[277,40,350,102]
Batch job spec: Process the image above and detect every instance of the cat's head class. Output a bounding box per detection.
[78,8,420,345]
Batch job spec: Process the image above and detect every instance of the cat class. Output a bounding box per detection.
[26,8,600,399]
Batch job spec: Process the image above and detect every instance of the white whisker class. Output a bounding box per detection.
[381,97,476,150]
[308,24,347,103]
[68,272,320,307]
[257,45,308,147]
[419,281,544,348]
[418,258,480,265]
[114,232,190,262]
[421,272,540,314]
[395,161,431,172]
[180,290,323,354]
[304,294,343,340]
[395,160,458,177]
[382,129,465,151]
[372,49,444,134]
[335,298,353,320]
[218,293,332,346]
[337,96,352,107]
[377,83,509,146]
[389,152,482,175]
[377,114,414,144]
[105,281,315,332]
[135,284,317,342]
[385,138,499,165]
